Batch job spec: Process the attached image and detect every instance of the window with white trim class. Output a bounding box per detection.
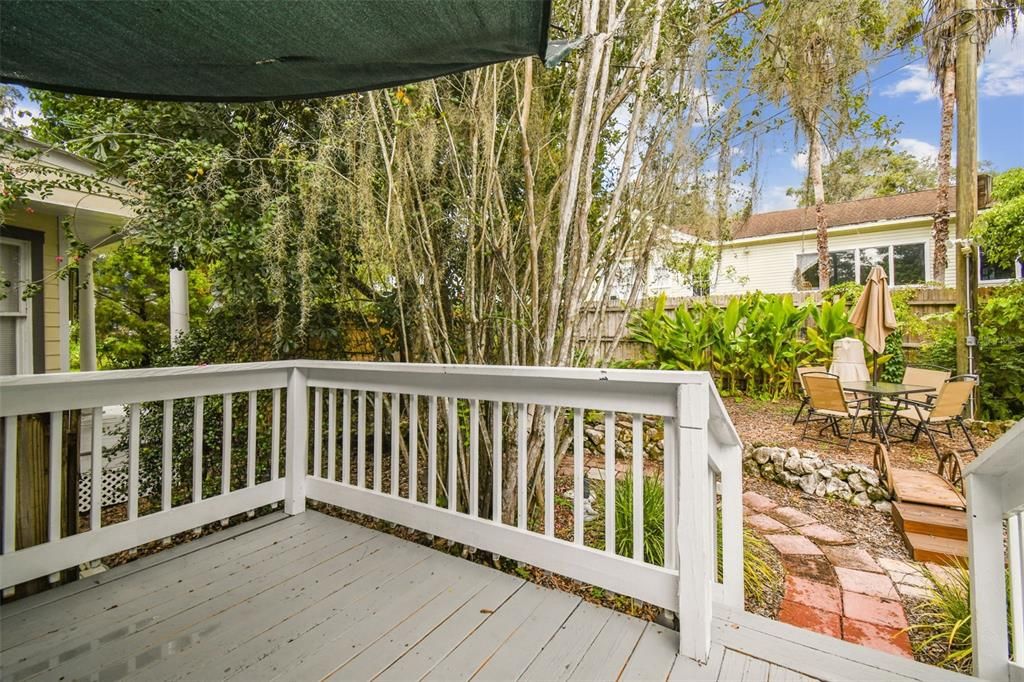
[0,238,32,375]
[978,247,1021,283]
[797,242,927,289]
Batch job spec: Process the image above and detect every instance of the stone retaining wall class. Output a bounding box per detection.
[743,445,892,512]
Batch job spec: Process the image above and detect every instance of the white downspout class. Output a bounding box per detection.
[169,248,189,348]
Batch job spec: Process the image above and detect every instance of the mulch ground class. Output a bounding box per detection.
[724,396,994,472]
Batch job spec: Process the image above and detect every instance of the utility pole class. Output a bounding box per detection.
[954,0,979,414]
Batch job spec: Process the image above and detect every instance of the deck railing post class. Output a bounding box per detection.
[284,367,308,515]
[967,471,1010,681]
[676,379,712,663]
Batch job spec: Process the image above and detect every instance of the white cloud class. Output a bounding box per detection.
[790,151,808,170]
[882,64,938,102]
[758,185,799,212]
[980,29,1024,97]
[897,137,939,162]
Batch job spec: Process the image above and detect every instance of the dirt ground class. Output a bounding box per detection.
[723,395,994,472]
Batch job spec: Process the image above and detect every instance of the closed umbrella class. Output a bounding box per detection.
[849,265,898,384]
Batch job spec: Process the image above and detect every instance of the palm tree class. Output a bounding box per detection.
[923,0,1020,281]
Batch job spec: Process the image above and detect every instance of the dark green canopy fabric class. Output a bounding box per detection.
[0,0,551,102]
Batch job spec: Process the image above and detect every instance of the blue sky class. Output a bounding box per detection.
[753,27,1024,212]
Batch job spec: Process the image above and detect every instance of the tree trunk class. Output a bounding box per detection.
[808,122,830,289]
[933,64,955,282]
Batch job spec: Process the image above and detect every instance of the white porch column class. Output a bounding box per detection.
[169,265,189,348]
[78,253,97,372]
[58,227,70,372]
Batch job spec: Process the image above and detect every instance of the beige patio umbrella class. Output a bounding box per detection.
[850,265,898,384]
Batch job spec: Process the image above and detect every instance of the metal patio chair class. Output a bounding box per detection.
[887,374,978,457]
[792,365,827,425]
[800,372,872,452]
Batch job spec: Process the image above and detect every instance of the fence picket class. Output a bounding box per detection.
[469,399,479,517]
[192,398,204,503]
[128,404,140,520]
[4,416,17,553]
[357,390,366,488]
[313,388,323,478]
[632,414,643,561]
[428,396,437,506]
[605,411,615,555]
[247,390,257,487]
[573,408,583,545]
[408,395,418,502]
[544,406,554,537]
[271,389,281,481]
[48,412,62,542]
[162,400,173,508]
[391,393,400,496]
[492,401,502,523]
[517,403,527,530]
[327,389,337,482]
[222,393,232,495]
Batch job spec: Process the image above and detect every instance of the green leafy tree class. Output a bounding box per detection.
[92,244,212,369]
[753,0,919,288]
[786,145,936,206]
[972,167,1024,270]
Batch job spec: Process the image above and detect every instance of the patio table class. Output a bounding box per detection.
[842,380,931,448]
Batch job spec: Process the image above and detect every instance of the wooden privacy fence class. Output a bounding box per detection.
[0,360,743,662]
[579,286,985,363]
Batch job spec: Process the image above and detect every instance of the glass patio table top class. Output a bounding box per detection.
[842,381,932,396]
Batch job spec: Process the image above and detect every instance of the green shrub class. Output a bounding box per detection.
[593,473,781,606]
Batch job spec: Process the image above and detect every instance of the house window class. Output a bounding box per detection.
[797,242,927,289]
[978,247,1019,283]
[797,250,855,289]
[893,243,926,285]
[0,238,32,375]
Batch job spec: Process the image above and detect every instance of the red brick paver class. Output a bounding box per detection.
[745,513,790,533]
[835,567,900,600]
[779,600,842,638]
[769,506,818,527]
[746,487,914,659]
[743,491,778,512]
[765,534,823,555]
[842,592,908,629]
[842,618,914,658]
[784,575,841,613]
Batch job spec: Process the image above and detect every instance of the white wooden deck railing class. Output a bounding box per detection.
[0,360,742,662]
[964,418,1024,682]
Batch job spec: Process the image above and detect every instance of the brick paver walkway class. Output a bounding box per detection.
[743,490,914,658]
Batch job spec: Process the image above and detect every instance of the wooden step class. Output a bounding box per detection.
[893,502,967,541]
[891,468,965,508]
[902,531,968,565]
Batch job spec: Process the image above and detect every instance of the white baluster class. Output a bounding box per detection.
[247,390,257,488]
[544,406,554,537]
[517,403,527,530]
[408,395,418,502]
[222,393,232,495]
[162,400,173,508]
[632,414,643,561]
[469,399,479,517]
[573,408,583,545]
[428,396,437,506]
[492,401,502,523]
[391,393,400,496]
[192,398,203,503]
[604,411,615,555]
[327,389,337,482]
[128,403,140,520]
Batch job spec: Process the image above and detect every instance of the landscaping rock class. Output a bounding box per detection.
[847,473,866,493]
[818,467,833,479]
[851,492,871,507]
[799,473,820,496]
[814,481,827,497]
[771,449,787,467]
[744,459,761,476]
[744,446,891,510]
[784,454,803,473]
[753,447,772,465]
[872,501,892,513]
[866,485,888,502]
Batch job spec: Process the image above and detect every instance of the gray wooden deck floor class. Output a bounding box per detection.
[0,511,966,682]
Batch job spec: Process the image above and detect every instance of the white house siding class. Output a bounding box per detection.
[704,217,957,296]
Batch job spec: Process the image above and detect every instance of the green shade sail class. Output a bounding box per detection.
[0,0,551,102]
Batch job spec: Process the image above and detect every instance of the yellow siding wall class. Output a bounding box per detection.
[4,210,62,373]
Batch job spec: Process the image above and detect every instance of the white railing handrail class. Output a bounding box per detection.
[0,360,742,664]
[964,418,1024,682]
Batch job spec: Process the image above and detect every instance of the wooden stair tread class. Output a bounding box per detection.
[902,531,968,564]
[892,501,967,541]
[891,468,965,508]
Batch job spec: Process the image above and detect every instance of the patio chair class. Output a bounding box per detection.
[792,365,827,425]
[800,372,871,452]
[900,365,951,403]
[887,375,978,457]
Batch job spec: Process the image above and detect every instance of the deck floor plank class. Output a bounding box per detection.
[619,622,679,682]
[10,517,376,681]
[373,579,527,682]
[0,510,976,682]
[1,512,315,652]
[568,610,647,682]
[519,600,612,682]
[470,586,580,682]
